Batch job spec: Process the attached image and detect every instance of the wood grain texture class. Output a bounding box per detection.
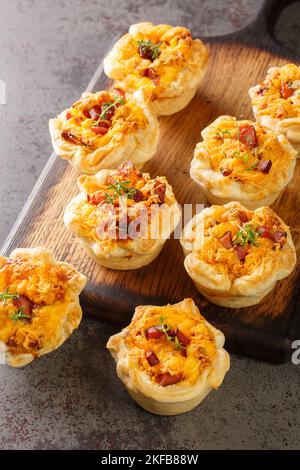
[2,0,300,362]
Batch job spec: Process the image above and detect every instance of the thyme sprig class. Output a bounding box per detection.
[9,307,30,322]
[159,316,183,350]
[104,180,136,204]
[137,39,162,60]
[0,288,19,305]
[216,125,260,172]
[91,95,125,126]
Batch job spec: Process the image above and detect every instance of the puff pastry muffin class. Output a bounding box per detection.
[64,161,181,270]
[107,298,230,415]
[249,63,300,155]
[49,87,159,174]
[0,247,87,367]
[180,202,296,308]
[190,116,297,209]
[103,22,209,116]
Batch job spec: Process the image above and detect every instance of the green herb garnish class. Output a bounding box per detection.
[104,180,136,204]
[174,336,183,350]
[159,316,173,343]
[245,159,259,171]
[103,192,114,205]
[232,150,249,164]
[216,128,232,140]
[0,288,19,305]
[159,315,183,350]
[9,307,30,322]
[137,39,162,60]
[91,95,125,126]
[234,223,260,247]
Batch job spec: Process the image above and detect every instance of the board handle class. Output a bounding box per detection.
[260,0,298,35]
[201,0,300,61]
[253,0,299,57]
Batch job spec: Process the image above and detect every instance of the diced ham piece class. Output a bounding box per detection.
[13,295,33,317]
[142,68,160,85]
[146,325,164,339]
[145,350,159,366]
[87,191,106,205]
[219,231,233,249]
[153,182,166,203]
[238,211,250,223]
[167,328,176,337]
[221,167,232,176]
[138,46,153,61]
[175,328,190,347]
[61,130,81,145]
[180,348,187,358]
[258,226,274,240]
[88,105,102,120]
[258,159,272,174]
[158,372,182,387]
[113,88,126,100]
[91,123,110,135]
[83,109,92,119]
[257,86,268,96]
[273,231,287,244]
[238,124,258,148]
[103,106,115,120]
[133,189,145,202]
[280,82,293,99]
[235,245,248,261]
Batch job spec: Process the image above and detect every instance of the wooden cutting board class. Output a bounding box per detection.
[2,0,300,363]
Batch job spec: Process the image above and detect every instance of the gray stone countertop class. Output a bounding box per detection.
[0,0,299,450]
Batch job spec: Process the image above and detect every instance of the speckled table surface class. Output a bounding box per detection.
[0,0,300,450]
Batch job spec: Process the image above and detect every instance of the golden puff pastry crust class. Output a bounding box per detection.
[104,22,209,116]
[0,247,87,367]
[190,116,297,210]
[180,202,296,308]
[64,161,181,270]
[49,87,159,174]
[249,64,300,155]
[107,298,230,415]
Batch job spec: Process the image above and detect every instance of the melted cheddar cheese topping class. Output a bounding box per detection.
[193,205,288,280]
[111,25,202,95]
[61,89,148,150]
[251,63,300,119]
[70,161,175,243]
[200,117,291,185]
[0,256,75,355]
[125,303,216,387]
